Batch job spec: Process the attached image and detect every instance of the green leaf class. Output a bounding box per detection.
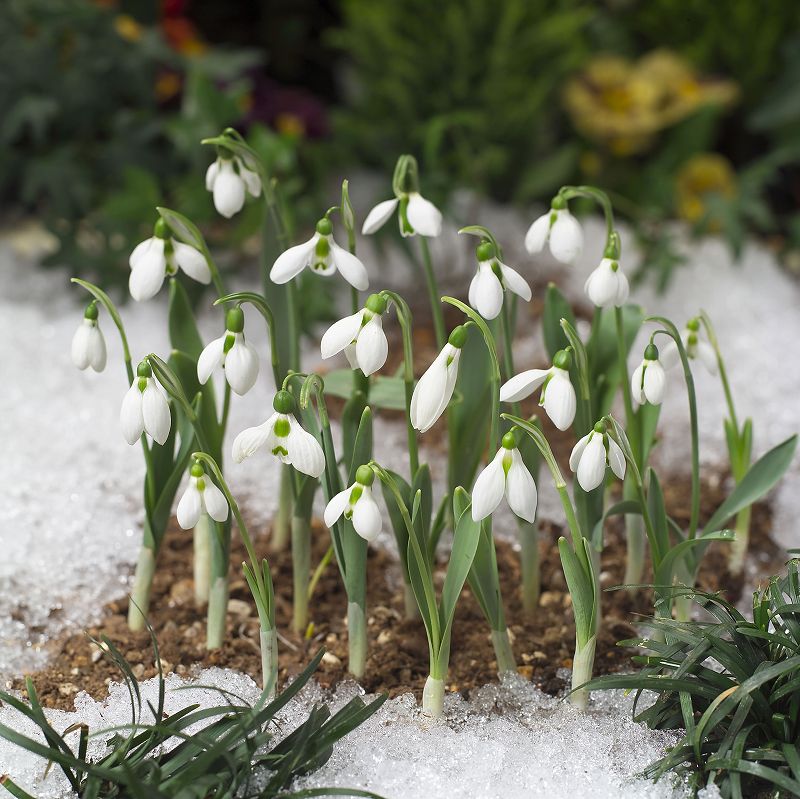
[542,283,575,359]
[341,390,368,470]
[323,370,407,411]
[381,469,412,576]
[467,519,504,628]
[157,207,210,257]
[558,537,595,646]
[704,436,797,535]
[168,278,205,361]
[347,406,373,484]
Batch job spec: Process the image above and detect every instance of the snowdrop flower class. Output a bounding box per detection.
[471,431,537,523]
[205,152,261,218]
[270,217,368,290]
[660,318,718,375]
[411,325,467,433]
[362,155,442,238]
[232,390,325,477]
[500,350,577,431]
[569,421,626,492]
[468,239,532,320]
[524,197,583,263]
[197,306,259,396]
[324,465,382,542]
[129,218,211,302]
[176,462,229,530]
[584,257,629,308]
[321,294,388,376]
[631,344,666,405]
[71,302,107,372]
[120,360,171,446]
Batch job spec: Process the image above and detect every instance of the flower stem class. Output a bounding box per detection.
[614,306,637,455]
[622,476,646,593]
[491,628,517,674]
[128,545,156,632]
[419,237,446,350]
[287,278,301,373]
[291,514,311,634]
[519,521,541,616]
[272,466,293,551]
[728,505,752,575]
[193,514,213,604]
[206,521,230,650]
[422,674,445,717]
[260,627,278,698]
[347,601,368,679]
[569,634,597,710]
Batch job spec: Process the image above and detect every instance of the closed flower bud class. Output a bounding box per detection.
[71,303,107,372]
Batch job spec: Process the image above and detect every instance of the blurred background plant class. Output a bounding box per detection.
[3,0,800,291]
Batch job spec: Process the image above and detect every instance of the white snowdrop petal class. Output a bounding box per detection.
[406,193,442,237]
[330,242,370,290]
[543,371,576,431]
[286,419,326,477]
[473,265,504,321]
[352,489,382,542]
[177,482,203,530]
[549,210,583,263]
[471,451,506,521]
[71,323,93,370]
[324,488,352,528]
[630,362,647,406]
[225,337,260,395]
[321,310,365,359]
[355,318,388,376]
[410,350,450,432]
[343,342,359,370]
[576,435,607,492]
[120,384,144,445]
[197,336,226,385]
[697,341,718,374]
[615,269,630,306]
[129,237,158,269]
[213,161,246,218]
[585,261,619,308]
[468,272,480,311]
[142,382,171,445]
[569,432,592,473]
[238,163,262,197]
[643,360,666,405]
[173,242,211,285]
[205,160,220,191]
[88,326,107,372]
[499,263,532,302]
[607,437,626,480]
[659,340,680,370]
[524,214,550,255]
[129,247,166,301]
[506,449,538,523]
[361,198,399,235]
[270,236,316,284]
[499,369,550,403]
[232,420,276,463]
[202,481,229,523]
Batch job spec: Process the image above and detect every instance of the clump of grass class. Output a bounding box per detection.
[585,559,800,799]
[0,626,385,798]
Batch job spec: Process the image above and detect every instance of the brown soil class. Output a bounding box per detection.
[12,472,781,712]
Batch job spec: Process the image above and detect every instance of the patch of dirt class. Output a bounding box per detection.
[12,473,781,711]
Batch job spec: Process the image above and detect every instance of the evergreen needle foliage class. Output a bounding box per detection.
[585,560,800,798]
[0,631,385,799]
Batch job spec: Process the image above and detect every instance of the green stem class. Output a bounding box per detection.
[260,627,278,698]
[220,383,232,436]
[569,634,597,710]
[382,290,419,477]
[206,521,230,650]
[559,185,615,240]
[728,505,752,575]
[272,466,293,551]
[128,545,156,632]
[622,475,646,592]
[520,521,540,616]
[419,236,446,350]
[193,514,213,605]
[491,628,517,674]
[292,515,311,634]
[422,675,445,717]
[287,278,301,373]
[615,306,637,456]
[347,601,368,679]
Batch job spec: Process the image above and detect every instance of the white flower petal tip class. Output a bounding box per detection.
[541,368,576,431]
[499,369,550,403]
[207,158,247,218]
[569,427,626,492]
[129,238,166,301]
[585,258,628,308]
[173,242,211,285]
[324,477,382,543]
[410,342,461,433]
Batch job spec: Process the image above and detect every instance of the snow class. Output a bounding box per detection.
[0,668,689,799]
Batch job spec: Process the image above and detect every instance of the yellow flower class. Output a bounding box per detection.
[675,154,737,226]
[114,14,143,42]
[564,50,738,155]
